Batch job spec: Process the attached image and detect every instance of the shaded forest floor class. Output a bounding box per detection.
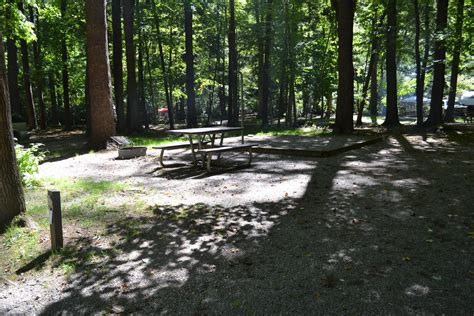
[1,127,473,314]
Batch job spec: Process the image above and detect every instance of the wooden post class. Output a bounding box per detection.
[48,190,63,250]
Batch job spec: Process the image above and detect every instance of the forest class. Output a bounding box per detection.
[0,0,473,313]
[0,0,472,137]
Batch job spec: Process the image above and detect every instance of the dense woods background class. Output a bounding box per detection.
[1,0,472,133]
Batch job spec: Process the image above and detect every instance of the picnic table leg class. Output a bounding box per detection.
[198,135,208,165]
[217,132,225,162]
[206,152,212,172]
[159,149,166,167]
[248,147,253,165]
[188,136,198,165]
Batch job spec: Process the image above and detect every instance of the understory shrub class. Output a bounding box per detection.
[15,143,45,188]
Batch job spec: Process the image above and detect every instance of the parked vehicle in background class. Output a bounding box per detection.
[459,91,474,106]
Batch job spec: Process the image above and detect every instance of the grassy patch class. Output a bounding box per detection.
[254,126,333,137]
[129,135,189,147]
[1,178,148,277]
[1,224,41,274]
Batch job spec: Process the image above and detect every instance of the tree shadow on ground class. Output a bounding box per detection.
[35,134,474,314]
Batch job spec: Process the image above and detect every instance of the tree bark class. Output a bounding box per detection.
[356,11,383,126]
[17,1,36,130]
[85,67,91,136]
[284,0,295,127]
[61,0,72,130]
[277,54,288,127]
[445,0,464,122]
[369,50,379,124]
[332,0,356,134]
[48,73,60,126]
[112,0,126,133]
[20,40,36,130]
[153,6,174,129]
[355,53,373,127]
[261,0,273,129]
[414,0,423,126]
[137,0,148,129]
[184,0,197,127]
[383,0,400,127]
[168,26,174,120]
[123,0,142,133]
[0,33,26,228]
[426,0,448,127]
[255,0,264,119]
[419,3,431,123]
[85,0,116,148]
[228,0,239,126]
[30,7,47,130]
[6,39,22,118]
[144,40,157,123]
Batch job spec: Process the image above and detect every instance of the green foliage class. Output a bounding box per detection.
[255,125,332,137]
[3,0,473,130]
[15,143,45,188]
[0,0,36,41]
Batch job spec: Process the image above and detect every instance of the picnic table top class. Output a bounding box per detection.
[166,126,243,135]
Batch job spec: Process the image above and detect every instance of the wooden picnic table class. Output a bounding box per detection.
[166,126,242,164]
[157,126,255,171]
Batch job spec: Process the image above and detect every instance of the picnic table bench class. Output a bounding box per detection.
[153,141,210,167]
[197,144,256,171]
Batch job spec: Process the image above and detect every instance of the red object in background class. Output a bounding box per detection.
[158,108,168,113]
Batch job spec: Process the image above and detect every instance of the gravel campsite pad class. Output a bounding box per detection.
[1,132,473,314]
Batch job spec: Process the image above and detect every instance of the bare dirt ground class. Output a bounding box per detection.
[1,130,473,314]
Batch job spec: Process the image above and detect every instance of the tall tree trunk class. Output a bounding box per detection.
[123,0,142,133]
[414,0,424,126]
[261,0,273,129]
[277,57,288,127]
[426,0,448,127]
[184,0,197,127]
[228,0,239,126]
[18,0,36,130]
[419,3,431,123]
[61,0,72,130]
[383,0,400,127]
[369,50,379,124]
[445,0,464,122]
[48,73,60,126]
[112,0,126,133]
[325,93,333,119]
[284,0,295,127]
[332,0,356,134]
[85,0,116,148]
[85,67,91,136]
[7,39,22,118]
[137,1,147,129]
[356,11,383,126]
[168,23,174,117]
[255,0,264,119]
[19,41,36,130]
[153,6,174,129]
[0,33,26,228]
[355,56,373,126]
[144,40,157,123]
[30,7,47,130]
